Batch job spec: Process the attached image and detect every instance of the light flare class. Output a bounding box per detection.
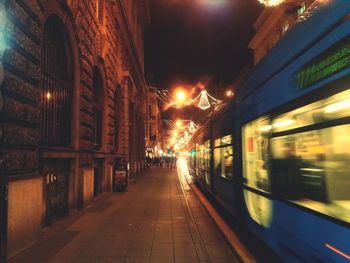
[324,99,350,113]
[258,0,286,6]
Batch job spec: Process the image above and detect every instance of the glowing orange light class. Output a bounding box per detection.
[173,130,178,136]
[46,92,51,100]
[226,90,234,97]
[175,89,187,102]
[176,120,183,128]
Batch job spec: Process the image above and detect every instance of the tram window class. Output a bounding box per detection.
[190,148,195,168]
[242,117,271,193]
[272,89,350,133]
[214,135,233,180]
[204,140,211,186]
[270,89,350,223]
[198,144,205,169]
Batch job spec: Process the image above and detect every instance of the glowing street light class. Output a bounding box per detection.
[173,88,189,107]
[175,89,186,101]
[176,120,183,128]
[226,90,234,97]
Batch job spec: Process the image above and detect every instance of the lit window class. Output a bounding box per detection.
[242,117,273,227]
[242,118,271,193]
[270,89,350,223]
[196,141,211,187]
[298,2,306,16]
[282,21,289,35]
[214,135,233,180]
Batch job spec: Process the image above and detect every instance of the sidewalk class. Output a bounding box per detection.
[9,168,239,263]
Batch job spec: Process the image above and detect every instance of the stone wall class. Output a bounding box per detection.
[0,0,148,258]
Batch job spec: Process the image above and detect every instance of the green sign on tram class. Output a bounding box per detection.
[297,36,350,89]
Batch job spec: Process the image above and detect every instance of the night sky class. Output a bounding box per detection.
[145,0,262,91]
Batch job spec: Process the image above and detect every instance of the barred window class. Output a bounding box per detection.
[97,0,104,24]
[41,16,73,146]
[92,67,103,148]
[114,88,121,151]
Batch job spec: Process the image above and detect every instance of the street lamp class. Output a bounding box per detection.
[174,88,189,107]
[176,120,183,128]
[226,90,234,97]
[175,89,186,101]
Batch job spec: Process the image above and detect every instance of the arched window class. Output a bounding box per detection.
[92,67,103,148]
[97,0,104,25]
[114,88,122,152]
[41,16,73,146]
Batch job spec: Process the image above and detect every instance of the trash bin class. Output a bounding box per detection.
[113,163,128,192]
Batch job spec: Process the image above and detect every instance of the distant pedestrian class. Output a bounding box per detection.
[165,156,170,167]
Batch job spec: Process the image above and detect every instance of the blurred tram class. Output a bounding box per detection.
[188,1,350,262]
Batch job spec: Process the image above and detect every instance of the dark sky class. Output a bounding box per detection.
[145,0,262,91]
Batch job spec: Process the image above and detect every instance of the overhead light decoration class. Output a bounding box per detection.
[198,90,211,110]
[193,90,222,110]
[258,0,286,6]
[188,121,197,133]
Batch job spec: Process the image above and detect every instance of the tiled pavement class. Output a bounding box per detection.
[9,168,240,263]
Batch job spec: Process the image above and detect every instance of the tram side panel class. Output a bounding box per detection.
[210,106,239,216]
[237,1,350,262]
[193,128,213,195]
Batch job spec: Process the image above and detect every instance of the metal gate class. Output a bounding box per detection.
[93,160,103,197]
[43,160,69,225]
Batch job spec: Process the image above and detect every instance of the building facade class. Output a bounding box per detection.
[145,87,163,157]
[249,0,318,65]
[0,0,149,258]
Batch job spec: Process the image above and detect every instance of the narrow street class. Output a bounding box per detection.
[9,168,239,263]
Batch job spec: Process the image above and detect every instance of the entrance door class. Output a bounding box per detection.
[0,174,7,260]
[93,160,103,197]
[43,160,69,225]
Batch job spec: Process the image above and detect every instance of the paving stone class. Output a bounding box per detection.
[9,168,239,263]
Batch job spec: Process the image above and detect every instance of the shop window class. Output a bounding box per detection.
[213,135,233,180]
[41,15,73,146]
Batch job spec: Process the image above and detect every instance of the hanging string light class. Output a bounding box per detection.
[184,131,189,142]
[188,121,197,133]
[192,90,222,110]
[257,0,286,7]
[198,90,210,110]
[156,88,222,111]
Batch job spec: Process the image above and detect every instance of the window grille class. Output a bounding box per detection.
[41,16,72,146]
[114,88,121,151]
[92,67,103,148]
